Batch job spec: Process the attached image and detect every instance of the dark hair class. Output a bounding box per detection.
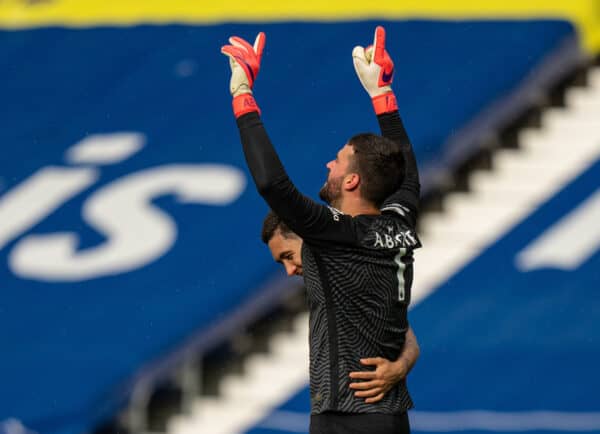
[347,133,405,207]
[261,210,298,244]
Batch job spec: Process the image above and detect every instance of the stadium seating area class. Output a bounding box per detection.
[0,8,597,434]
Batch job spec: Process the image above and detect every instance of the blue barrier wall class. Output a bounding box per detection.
[0,20,575,434]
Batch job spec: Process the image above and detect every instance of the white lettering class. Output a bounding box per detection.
[9,164,245,281]
[385,234,395,248]
[374,232,385,248]
[0,167,98,251]
[516,188,600,271]
[66,132,145,165]
[373,229,418,249]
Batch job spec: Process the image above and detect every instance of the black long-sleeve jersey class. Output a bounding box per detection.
[237,109,421,415]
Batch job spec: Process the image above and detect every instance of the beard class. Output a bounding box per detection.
[318,174,343,206]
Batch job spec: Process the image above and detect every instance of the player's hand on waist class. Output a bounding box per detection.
[348,356,409,404]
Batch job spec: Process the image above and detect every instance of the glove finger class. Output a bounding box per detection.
[221,44,234,55]
[365,45,374,63]
[373,25,386,65]
[221,45,245,62]
[230,36,255,54]
[228,37,247,53]
[220,46,236,62]
[352,45,367,61]
[352,46,369,70]
[253,32,266,62]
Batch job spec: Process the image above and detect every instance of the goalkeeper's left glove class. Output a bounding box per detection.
[221,32,266,118]
[352,26,398,115]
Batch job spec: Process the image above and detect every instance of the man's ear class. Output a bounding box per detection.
[344,172,360,191]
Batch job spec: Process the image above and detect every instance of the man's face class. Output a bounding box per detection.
[267,231,303,276]
[319,144,355,205]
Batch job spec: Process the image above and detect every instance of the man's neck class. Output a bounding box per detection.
[335,197,380,217]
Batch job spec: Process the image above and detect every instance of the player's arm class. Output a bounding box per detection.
[221,33,354,242]
[348,326,420,403]
[353,26,420,223]
[399,325,420,373]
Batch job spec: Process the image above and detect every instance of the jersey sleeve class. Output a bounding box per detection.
[377,110,420,227]
[236,112,357,244]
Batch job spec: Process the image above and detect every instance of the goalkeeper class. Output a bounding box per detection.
[222,26,421,434]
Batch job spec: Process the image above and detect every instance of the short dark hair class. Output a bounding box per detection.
[261,210,298,244]
[347,133,405,207]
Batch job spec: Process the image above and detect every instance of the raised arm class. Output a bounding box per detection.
[353,26,420,223]
[221,33,354,241]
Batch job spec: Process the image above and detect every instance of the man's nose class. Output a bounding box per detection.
[284,262,297,276]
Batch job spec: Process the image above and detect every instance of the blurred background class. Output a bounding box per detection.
[1,1,599,434]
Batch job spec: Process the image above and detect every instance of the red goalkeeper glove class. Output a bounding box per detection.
[352,26,398,115]
[221,32,266,118]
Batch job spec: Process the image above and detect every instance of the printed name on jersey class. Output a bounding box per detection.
[373,229,419,248]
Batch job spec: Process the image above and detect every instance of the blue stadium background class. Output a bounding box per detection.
[1,18,598,434]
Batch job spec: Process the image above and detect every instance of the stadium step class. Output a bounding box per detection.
[167,313,309,434]
[414,65,600,306]
[165,65,600,434]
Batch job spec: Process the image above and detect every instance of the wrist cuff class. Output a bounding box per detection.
[232,94,260,118]
[372,92,398,115]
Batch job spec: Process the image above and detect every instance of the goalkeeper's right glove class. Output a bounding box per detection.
[221,32,266,118]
